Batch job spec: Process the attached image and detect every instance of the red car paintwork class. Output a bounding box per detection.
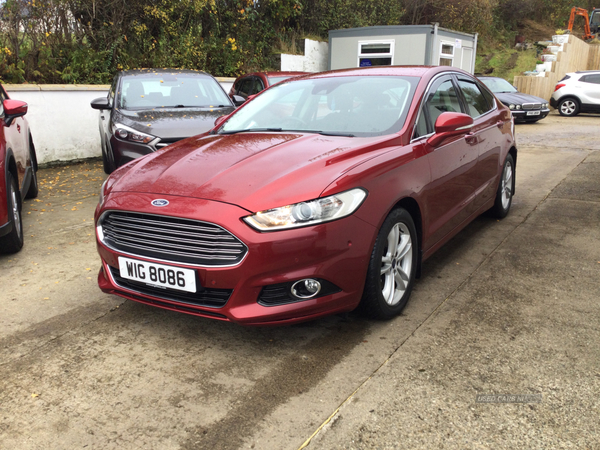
[95,66,516,325]
[0,86,37,252]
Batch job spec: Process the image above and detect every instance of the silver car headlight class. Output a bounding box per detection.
[112,123,157,144]
[509,104,515,110]
[244,188,367,231]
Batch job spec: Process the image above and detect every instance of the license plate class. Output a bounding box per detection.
[526,111,541,116]
[118,257,196,293]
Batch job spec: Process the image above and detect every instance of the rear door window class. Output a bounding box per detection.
[456,78,493,118]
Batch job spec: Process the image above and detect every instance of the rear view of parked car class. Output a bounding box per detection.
[0,85,38,254]
[91,69,236,174]
[551,71,600,116]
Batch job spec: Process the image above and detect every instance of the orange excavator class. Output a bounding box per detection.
[565,7,598,40]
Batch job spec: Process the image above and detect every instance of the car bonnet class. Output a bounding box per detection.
[107,132,394,213]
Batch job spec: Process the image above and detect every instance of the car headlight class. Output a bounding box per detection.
[509,104,515,110]
[244,188,367,231]
[112,123,156,144]
[515,105,521,110]
[544,103,549,108]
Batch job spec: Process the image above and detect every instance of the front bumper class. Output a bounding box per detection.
[510,108,550,121]
[95,192,376,325]
[109,135,156,168]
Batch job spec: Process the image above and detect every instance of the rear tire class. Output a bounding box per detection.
[360,208,418,320]
[0,173,24,254]
[558,98,580,117]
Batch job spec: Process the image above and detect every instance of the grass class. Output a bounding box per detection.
[476,46,539,83]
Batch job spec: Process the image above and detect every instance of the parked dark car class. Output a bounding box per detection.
[228,71,308,105]
[478,76,549,122]
[95,66,517,326]
[91,69,237,174]
[0,85,38,254]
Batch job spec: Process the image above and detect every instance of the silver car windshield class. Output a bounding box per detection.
[220,75,419,137]
[119,74,231,110]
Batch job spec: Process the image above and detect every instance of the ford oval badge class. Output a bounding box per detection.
[151,199,169,207]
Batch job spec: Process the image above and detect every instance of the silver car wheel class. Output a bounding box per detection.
[380,222,413,306]
[501,158,513,210]
[560,100,577,116]
[10,182,21,239]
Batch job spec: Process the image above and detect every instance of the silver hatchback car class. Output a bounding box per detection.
[550,71,600,116]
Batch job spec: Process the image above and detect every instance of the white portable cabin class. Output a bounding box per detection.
[328,24,478,74]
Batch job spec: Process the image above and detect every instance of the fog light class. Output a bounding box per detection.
[291,279,322,299]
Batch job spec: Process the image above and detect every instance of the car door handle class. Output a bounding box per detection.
[465,133,478,145]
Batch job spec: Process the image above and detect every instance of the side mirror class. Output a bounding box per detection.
[91,97,110,110]
[232,95,246,107]
[214,114,230,129]
[427,112,473,147]
[3,99,28,127]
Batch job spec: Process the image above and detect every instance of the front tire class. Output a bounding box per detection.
[0,173,24,254]
[558,98,580,117]
[489,153,514,219]
[360,208,418,320]
[102,140,116,174]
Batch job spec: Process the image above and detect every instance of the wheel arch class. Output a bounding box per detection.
[390,196,423,278]
[4,148,18,188]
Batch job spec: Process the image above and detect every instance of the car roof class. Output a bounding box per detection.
[264,71,309,77]
[119,68,211,77]
[304,65,469,79]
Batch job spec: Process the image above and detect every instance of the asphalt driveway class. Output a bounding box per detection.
[0,112,598,449]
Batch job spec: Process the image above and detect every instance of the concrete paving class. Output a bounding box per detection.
[0,112,598,449]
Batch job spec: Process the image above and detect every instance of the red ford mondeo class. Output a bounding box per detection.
[95,66,516,325]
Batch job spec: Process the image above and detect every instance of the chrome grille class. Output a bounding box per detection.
[100,211,247,266]
[522,103,542,110]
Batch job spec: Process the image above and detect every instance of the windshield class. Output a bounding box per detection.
[479,77,518,94]
[220,75,419,137]
[267,75,296,85]
[118,74,231,110]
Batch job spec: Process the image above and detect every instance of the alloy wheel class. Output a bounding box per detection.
[560,100,577,116]
[501,158,513,210]
[10,182,21,239]
[380,222,413,306]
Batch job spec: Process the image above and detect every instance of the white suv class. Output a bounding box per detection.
[551,71,600,117]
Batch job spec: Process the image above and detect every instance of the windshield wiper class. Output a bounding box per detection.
[318,131,355,137]
[220,128,283,135]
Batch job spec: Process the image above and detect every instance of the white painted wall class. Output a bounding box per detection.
[5,85,108,165]
[5,78,236,166]
[281,39,328,72]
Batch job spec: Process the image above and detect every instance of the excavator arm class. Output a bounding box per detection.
[567,7,595,40]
